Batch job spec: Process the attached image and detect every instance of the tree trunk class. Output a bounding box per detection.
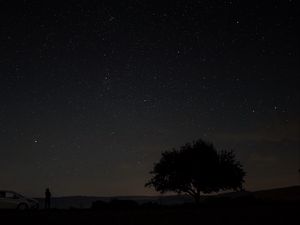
[194,193,200,205]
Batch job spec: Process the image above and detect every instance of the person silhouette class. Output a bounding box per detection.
[45,188,51,209]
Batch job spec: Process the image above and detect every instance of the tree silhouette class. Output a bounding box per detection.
[145,139,245,204]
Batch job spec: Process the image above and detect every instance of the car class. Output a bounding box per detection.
[0,190,39,210]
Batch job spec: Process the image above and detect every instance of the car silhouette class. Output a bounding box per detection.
[0,190,39,210]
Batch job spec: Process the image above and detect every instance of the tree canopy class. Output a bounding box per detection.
[145,139,245,203]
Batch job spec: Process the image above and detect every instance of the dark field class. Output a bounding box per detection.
[0,204,298,225]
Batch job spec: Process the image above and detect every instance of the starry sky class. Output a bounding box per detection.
[0,0,299,197]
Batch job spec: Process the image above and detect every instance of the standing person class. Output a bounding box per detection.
[45,188,51,209]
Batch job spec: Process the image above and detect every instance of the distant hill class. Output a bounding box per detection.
[253,185,300,202]
[36,195,193,209]
[214,185,300,203]
[35,186,300,209]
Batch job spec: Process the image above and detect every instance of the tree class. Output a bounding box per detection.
[145,139,245,204]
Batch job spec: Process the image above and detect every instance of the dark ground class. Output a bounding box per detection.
[0,204,298,225]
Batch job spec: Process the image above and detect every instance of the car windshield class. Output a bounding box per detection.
[6,192,24,199]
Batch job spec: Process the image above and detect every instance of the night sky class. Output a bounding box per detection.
[0,1,299,197]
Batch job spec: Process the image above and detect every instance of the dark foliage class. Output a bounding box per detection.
[110,199,139,209]
[91,200,108,209]
[145,139,245,203]
[92,199,139,210]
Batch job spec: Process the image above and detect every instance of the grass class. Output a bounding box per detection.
[0,203,298,225]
